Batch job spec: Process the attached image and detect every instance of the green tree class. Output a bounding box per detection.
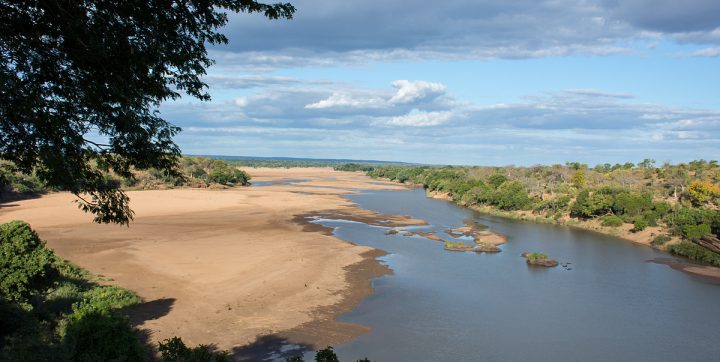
[315,346,340,362]
[688,180,720,206]
[0,0,294,225]
[60,303,146,362]
[492,181,532,210]
[638,159,656,169]
[571,189,614,218]
[0,221,58,308]
[158,336,231,362]
[571,171,586,188]
[487,174,508,189]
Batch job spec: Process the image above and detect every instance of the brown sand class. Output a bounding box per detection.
[0,168,410,355]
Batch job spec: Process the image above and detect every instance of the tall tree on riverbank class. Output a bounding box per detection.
[0,0,294,224]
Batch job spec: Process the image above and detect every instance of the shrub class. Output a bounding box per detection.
[683,223,711,241]
[612,191,653,218]
[461,184,494,206]
[60,303,145,362]
[571,189,614,218]
[81,286,142,311]
[600,215,624,227]
[159,336,231,362]
[688,180,720,205]
[493,181,532,210]
[0,221,58,307]
[669,207,720,240]
[315,346,340,362]
[652,202,672,217]
[632,217,649,232]
[651,235,672,246]
[525,253,548,262]
[669,242,720,267]
[487,174,508,189]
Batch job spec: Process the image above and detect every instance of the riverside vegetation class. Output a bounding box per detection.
[352,160,720,267]
[0,156,251,199]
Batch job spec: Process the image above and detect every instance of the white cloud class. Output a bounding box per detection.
[384,111,454,127]
[389,80,447,104]
[305,92,386,109]
[304,80,450,112]
[686,46,720,57]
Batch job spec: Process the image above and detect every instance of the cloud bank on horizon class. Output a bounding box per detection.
[162,0,720,165]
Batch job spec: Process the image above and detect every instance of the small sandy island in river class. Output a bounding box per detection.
[0,168,414,358]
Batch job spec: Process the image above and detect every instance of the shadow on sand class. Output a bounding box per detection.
[232,334,313,361]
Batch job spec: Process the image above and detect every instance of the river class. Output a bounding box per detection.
[303,188,720,361]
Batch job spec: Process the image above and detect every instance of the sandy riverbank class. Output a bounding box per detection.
[0,168,413,358]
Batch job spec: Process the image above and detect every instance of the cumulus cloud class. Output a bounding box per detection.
[304,80,450,112]
[305,92,387,110]
[389,80,447,104]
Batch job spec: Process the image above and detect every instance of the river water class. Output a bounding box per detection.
[305,188,720,361]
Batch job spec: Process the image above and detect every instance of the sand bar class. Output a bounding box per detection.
[0,168,411,357]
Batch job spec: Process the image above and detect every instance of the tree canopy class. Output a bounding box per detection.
[0,0,294,224]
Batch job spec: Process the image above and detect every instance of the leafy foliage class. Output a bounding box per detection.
[206,161,251,186]
[0,221,58,308]
[669,242,720,267]
[159,336,231,362]
[668,207,719,240]
[0,0,295,224]
[0,221,146,361]
[651,235,672,246]
[59,303,145,362]
[525,253,549,262]
[333,163,377,172]
[688,180,720,205]
[315,346,340,362]
[570,189,614,218]
[632,217,649,232]
[600,215,624,227]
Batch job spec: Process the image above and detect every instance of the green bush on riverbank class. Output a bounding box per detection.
[669,242,720,267]
[362,161,720,262]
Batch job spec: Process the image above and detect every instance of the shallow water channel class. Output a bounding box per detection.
[303,188,720,361]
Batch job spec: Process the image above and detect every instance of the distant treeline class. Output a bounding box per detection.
[0,157,251,198]
[219,156,408,169]
[356,160,720,266]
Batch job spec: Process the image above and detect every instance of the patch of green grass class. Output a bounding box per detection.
[651,235,672,247]
[600,215,624,227]
[525,252,549,262]
[444,241,467,249]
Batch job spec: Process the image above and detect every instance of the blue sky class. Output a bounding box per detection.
[162,0,720,166]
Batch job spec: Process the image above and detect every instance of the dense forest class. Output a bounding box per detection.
[346,160,720,266]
